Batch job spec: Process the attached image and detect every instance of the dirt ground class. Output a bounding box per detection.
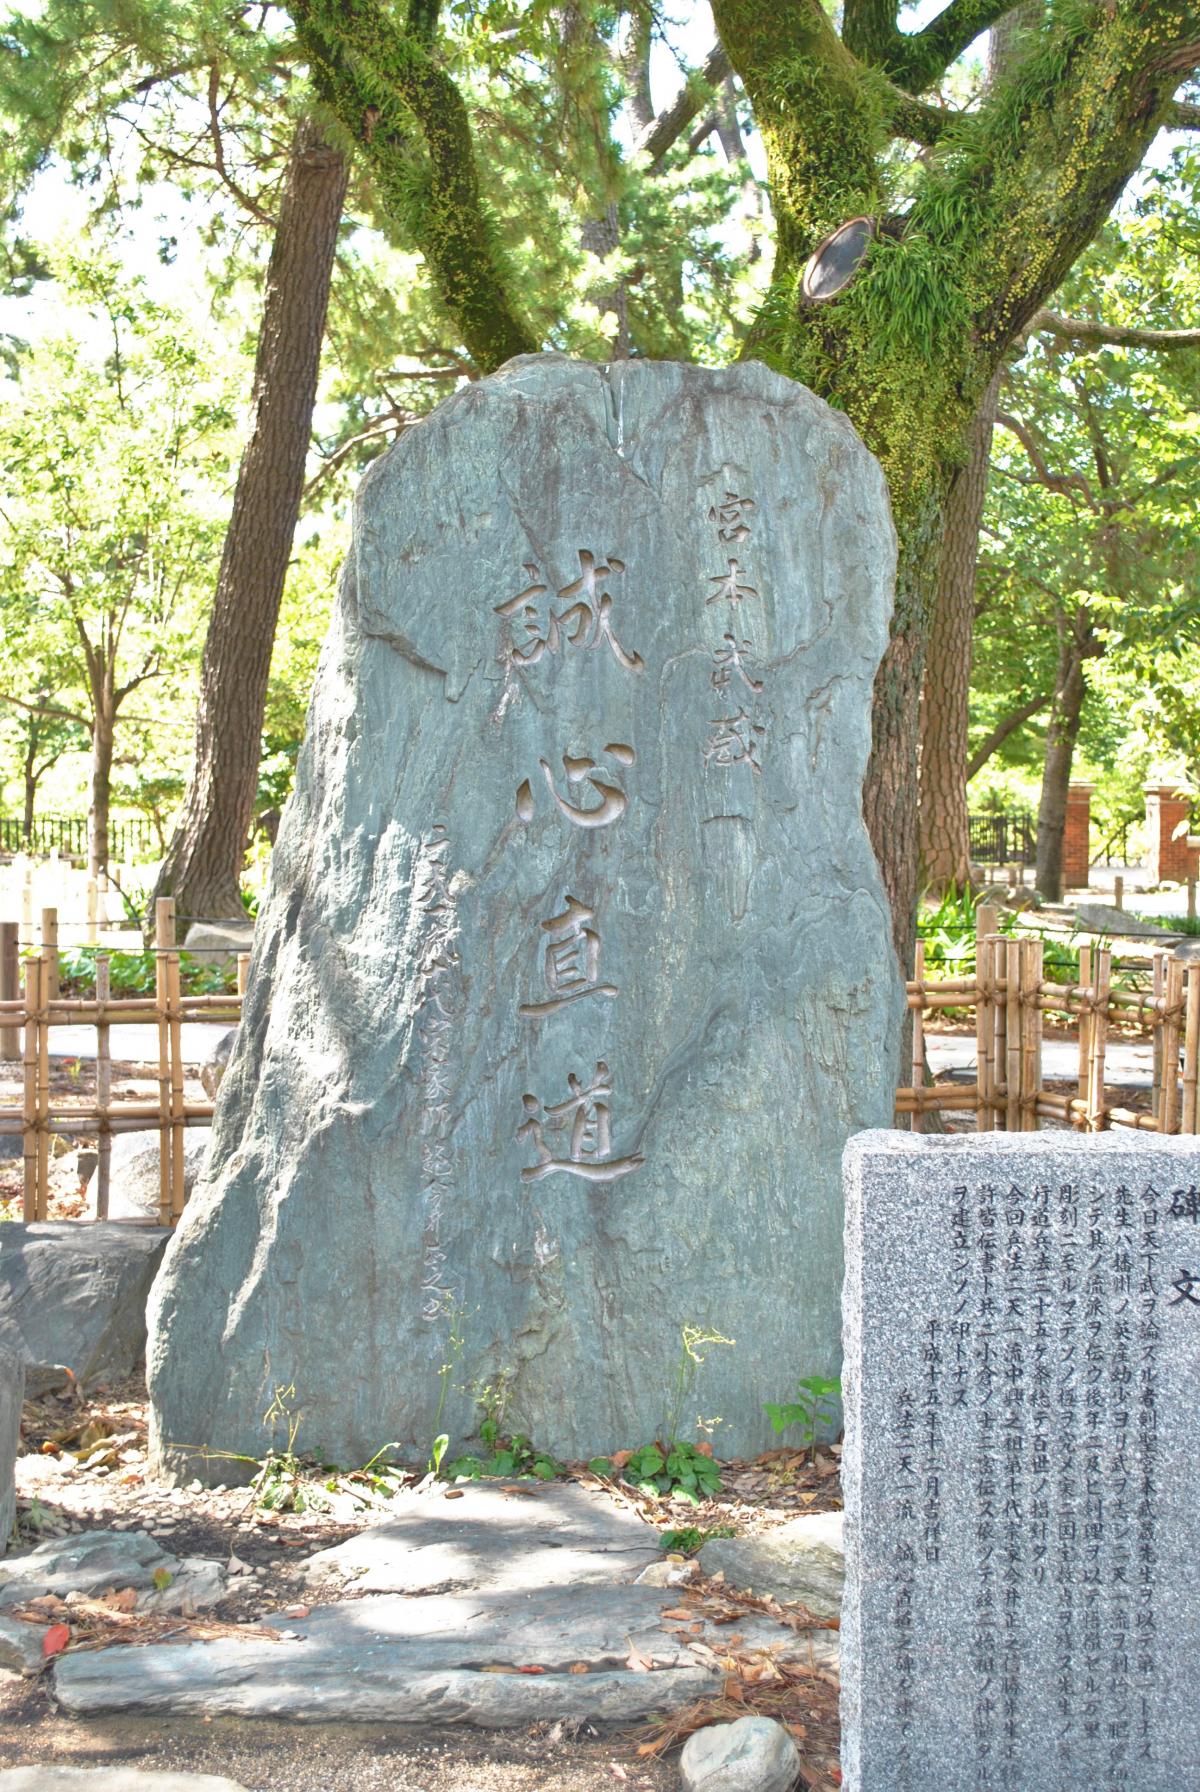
[3,1377,843,1789]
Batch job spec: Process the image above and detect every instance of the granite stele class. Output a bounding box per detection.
[149,355,902,1474]
[843,1131,1200,1792]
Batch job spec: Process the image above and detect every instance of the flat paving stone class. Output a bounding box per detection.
[53,1581,835,1725]
[698,1512,844,1620]
[0,1529,224,1614]
[302,1480,659,1594]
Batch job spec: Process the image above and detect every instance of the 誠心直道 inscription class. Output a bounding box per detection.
[842,1132,1200,1792]
[148,355,902,1473]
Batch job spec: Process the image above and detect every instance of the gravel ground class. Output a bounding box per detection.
[0,1692,677,1790]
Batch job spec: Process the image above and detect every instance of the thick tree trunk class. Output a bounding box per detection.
[154,113,348,927]
[918,369,1002,894]
[1035,621,1090,901]
[89,698,115,878]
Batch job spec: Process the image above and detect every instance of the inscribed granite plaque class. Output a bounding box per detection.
[842,1131,1200,1791]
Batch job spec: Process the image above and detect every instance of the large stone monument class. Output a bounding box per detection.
[843,1131,1200,1791]
[150,356,902,1473]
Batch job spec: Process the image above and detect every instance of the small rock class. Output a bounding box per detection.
[200,1028,238,1100]
[633,1557,697,1588]
[679,1716,802,1792]
[0,1612,47,1675]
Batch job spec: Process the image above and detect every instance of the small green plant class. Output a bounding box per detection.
[427,1294,466,1474]
[765,1375,841,1462]
[250,1382,327,1513]
[441,1418,559,1482]
[663,1325,735,1445]
[659,1523,736,1555]
[590,1440,723,1504]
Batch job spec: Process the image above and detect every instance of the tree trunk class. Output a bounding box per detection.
[153,113,348,927]
[917,369,1001,895]
[89,696,115,879]
[21,728,37,839]
[1034,619,1090,901]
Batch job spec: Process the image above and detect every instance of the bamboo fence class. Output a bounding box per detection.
[1,898,1197,1229]
[0,899,246,1228]
[899,902,1200,1136]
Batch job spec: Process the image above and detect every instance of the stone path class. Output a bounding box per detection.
[16,1483,840,1727]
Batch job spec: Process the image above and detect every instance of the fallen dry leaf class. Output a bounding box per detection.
[102,1588,138,1614]
[42,1624,70,1659]
[480,1664,519,1675]
[443,1489,465,1500]
[625,1639,654,1673]
[607,1765,629,1782]
[516,1665,546,1674]
[283,1604,310,1620]
[569,1662,590,1674]
[660,1607,696,1622]
[609,1449,633,1473]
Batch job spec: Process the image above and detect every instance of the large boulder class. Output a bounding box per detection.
[149,355,902,1476]
[0,1224,170,1391]
[90,1131,210,1223]
[0,1349,21,1557]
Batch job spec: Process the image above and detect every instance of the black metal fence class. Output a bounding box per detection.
[0,815,160,862]
[968,811,1036,866]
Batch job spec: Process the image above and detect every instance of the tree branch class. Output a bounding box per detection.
[967,691,1049,778]
[287,0,536,372]
[1032,307,1200,349]
[1169,99,1200,127]
[0,691,89,728]
[631,43,732,169]
[995,411,1101,510]
[846,0,1016,92]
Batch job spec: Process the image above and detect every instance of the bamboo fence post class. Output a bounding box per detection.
[1076,943,1093,1123]
[21,955,39,1222]
[975,905,998,1131]
[1151,953,1165,1123]
[35,943,50,1219]
[0,922,17,1062]
[86,876,99,946]
[19,865,32,952]
[1021,937,1043,1130]
[237,952,250,999]
[155,898,174,1226]
[991,935,1007,1129]
[96,954,111,1220]
[1160,957,1185,1136]
[1005,936,1022,1131]
[41,907,59,1004]
[911,937,926,1133]
[1085,947,1111,1131]
[1183,966,1200,1135]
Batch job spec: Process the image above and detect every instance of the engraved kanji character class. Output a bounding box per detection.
[706,558,758,607]
[516,742,635,828]
[517,1062,643,1183]
[494,563,558,662]
[1168,1268,1200,1306]
[707,490,756,544]
[704,708,764,773]
[519,894,617,1018]
[1168,1185,1200,1224]
[555,550,644,671]
[711,629,764,695]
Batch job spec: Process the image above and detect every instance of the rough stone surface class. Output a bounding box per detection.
[0,1349,20,1557]
[842,1131,1200,1791]
[0,1529,224,1614]
[92,1131,210,1222]
[698,1510,843,1618]
[0,1611,45,1675]
[1072,902,1177,940]
[679,1716,802,1792]
[200,1027,237,1099]
[0,1224,169,1390]
[183,921,254,972]
[149,354,901,1475]
[53,1580,827,1724]
[303,1480,659,1593]
[0,1773,250,1792]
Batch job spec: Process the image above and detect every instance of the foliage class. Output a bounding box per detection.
[441,1416,560,1482]
[57,946,234,998]
[659,1524,736,1555]
[764,1375,840,1462]
[589,1439,724,1504]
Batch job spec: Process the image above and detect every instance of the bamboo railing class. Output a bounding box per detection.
[899,903,1200,1136]
[0,899,246,1227]
[1,898,1196,1228]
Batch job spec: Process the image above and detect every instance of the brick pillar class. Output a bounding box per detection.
[1145,784,1195,884]
[1063,783,1093,890]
